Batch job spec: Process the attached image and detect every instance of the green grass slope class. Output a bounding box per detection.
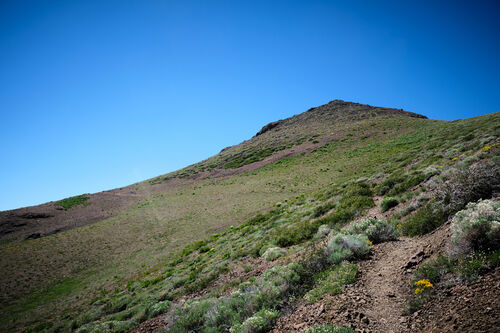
[1,100,499,332]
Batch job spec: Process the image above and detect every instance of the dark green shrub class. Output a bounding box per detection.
[457,253,488,282]
[380,197,398,212]
[376,172,427,197]
[275,221,320,247]
[401,201,447,236]
[316,208,354,226]
[387,173,426,196]
[343,182,373,197]
[312,201,336,218]
[305,262,358,303]
[412,255,454,285]
[315,191,374,227]
[376,175,405,195]
[24,322,54,332]
[199,246,211,253]
[242,208,283,228]
[340,196,374,210]
[262,247,286,261]
[487,249,500,267]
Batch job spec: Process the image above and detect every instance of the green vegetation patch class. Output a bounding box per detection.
[344,218,399,244]
[406,198,500,313]
[305,262,358,303]
[56,194,90,210]
[380,197,398,212]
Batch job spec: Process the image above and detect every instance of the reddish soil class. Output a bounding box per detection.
[0,186,142,242]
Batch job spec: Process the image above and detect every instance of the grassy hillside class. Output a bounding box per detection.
[1,101,499,332]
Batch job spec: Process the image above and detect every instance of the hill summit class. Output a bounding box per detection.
[1,100,499,333]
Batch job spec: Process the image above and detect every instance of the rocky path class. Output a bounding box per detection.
[357,237,426,332]
[272,223,448,333]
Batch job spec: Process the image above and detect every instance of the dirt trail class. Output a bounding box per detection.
[273,198,449,333]
[357,237,426,332]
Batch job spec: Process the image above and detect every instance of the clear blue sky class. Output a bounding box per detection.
[1,0,499,211]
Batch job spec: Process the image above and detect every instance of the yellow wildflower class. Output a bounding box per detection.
[415,288,424,295]
[366,240,373,246]
[414,278,433,295]
[415,278,433,288]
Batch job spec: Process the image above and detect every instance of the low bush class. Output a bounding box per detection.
[275,221,319,247]
[407,251,497,313]
[229,309,279,333]
[449,199,500,257]
[149,300,172,318]
[305,262,358,303]
[314,224,332,239]
[412,255,454,286]
[403,160,500,237]
[457,253,489,282]
[401,201,447,236]
[437,160,500,213]
[313,201,336,218]
[262,247,286,261]
[316,196,374,227]
[343,182,373,197]
[380,197,398,212]
[314,182,374,227]
[325,234,371,264]
[377,171,427,197]
[258,244,275,257]
[340,196,374,211]
[345,218,398,244]
[376,174,405,195]
[387,172,426,196]
[169,263,303,332]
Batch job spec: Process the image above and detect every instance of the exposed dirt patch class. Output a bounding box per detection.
[0,186,142,242]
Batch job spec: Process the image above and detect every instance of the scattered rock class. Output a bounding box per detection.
[25,233,41,240]
[293,322,307,329]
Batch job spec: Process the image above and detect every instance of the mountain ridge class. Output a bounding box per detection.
[1,100,499,333]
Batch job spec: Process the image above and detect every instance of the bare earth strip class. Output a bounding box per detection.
[273,224,450,333]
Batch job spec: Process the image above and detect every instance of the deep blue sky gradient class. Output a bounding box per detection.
[1,0,499,210]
